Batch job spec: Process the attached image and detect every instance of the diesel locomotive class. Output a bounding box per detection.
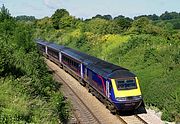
[36,39,144,113]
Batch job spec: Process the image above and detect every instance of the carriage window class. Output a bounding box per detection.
[116,79,137,90]
[76,63,79,68]
[48,48,59,59]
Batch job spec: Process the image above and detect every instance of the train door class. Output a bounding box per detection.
[80,63,83,78]
[59,52,61,63]
[106,80,110,98]
[45,46,47,54]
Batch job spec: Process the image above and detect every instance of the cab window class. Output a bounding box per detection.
[116,79,137,90]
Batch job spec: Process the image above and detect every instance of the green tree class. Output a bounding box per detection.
[14,23,35,53]
[0,4,11,22]
[129,17,162,35]
[35,17,53,30]
[16,15,36,21]
[59,16,77,29]
[113,16,132,33]
[92,14,112,20]
[0,20,15,43]
[134,14,159,21]
[173,20,180,29]
[148,14,159,20]
[86,18,111,34]
[51,9,69,29]
[0,41,12,76]
[103,15,112,20]
[129,17,150,34]
[160,11,180,20]
[0,5,15,43]
[0,5,70,123]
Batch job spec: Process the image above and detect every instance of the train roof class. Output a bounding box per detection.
[107,70,136,79]
[37,40,136,79]
[36,39,51,46]
[61,46,133,78]
[61,47,101,64]
[48,42,66,51]
[36,39,66,51]
[87,61,130,78]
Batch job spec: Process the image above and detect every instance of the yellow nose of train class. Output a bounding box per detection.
[111,77,142,110]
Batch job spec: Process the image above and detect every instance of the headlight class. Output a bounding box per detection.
[116,97,127,101]
[132,95,142,100]
[116,95,142,101]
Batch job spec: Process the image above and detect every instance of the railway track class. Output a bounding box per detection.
[47,64,101,124]
[46,59,149,124]
[135,115,148,124]
[117,115,148,124]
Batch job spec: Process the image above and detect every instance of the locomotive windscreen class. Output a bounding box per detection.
[115,79,137,90]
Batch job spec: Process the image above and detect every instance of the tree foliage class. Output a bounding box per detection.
[92,14,112,20]
[113,16,132,32]
[86,18,111,34]
[134,14,159,21]
[0,4,11,21]
[51,9,70,29]
[16,15,36,21]
[0,5,70,123]
[160,11,180,20]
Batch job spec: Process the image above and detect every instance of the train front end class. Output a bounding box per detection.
[108,70,143,111]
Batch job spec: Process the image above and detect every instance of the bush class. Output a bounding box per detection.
[0,5,70,123]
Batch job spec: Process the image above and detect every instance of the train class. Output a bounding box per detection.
[36,39,144,113]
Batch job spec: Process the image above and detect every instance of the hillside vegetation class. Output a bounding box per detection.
[34,9,180,122]
[0,5,70,123]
